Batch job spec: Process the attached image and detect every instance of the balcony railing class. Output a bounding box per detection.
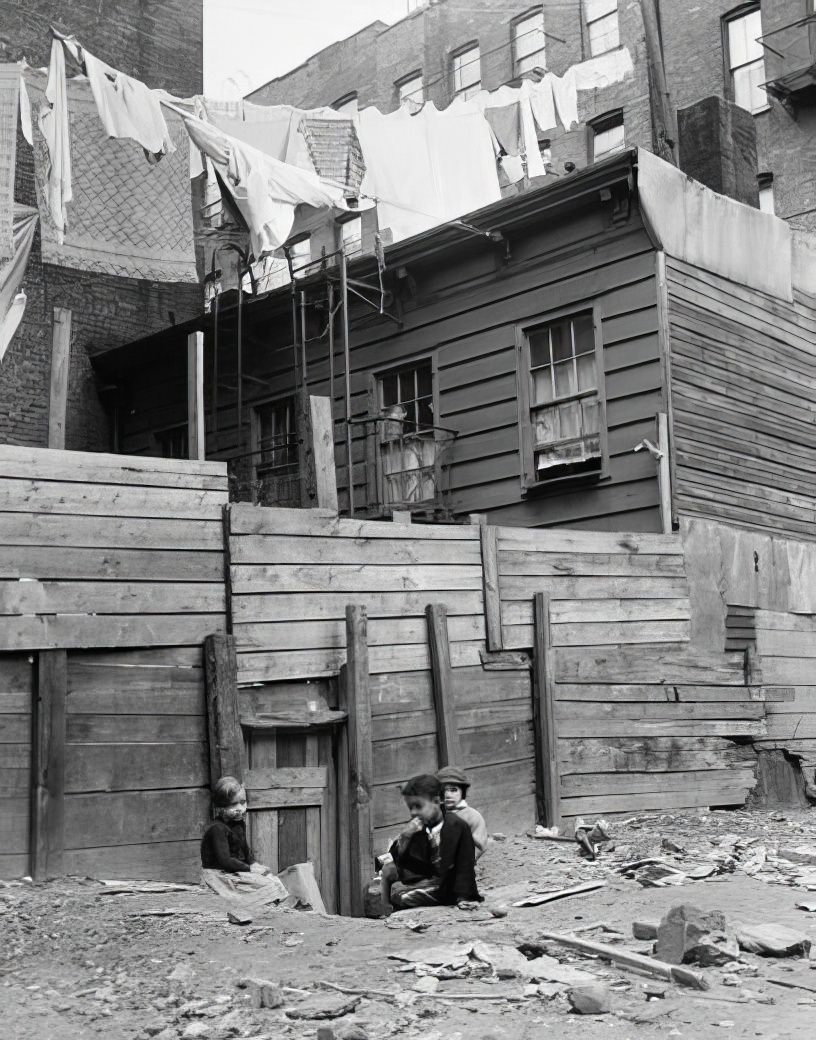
[760,14,816,107]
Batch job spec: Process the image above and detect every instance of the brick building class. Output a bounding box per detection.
[248,0,815,230]
[0,0,204,451]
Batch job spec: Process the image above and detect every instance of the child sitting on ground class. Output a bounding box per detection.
[386,773,481,910]
[435,765,488,860]
[201,776,267,873]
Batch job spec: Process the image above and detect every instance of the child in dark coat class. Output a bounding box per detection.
[387,773,481,910]
[200,776,268,874]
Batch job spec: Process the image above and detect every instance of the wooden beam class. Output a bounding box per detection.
[426,603,462,767]
[480,523,503,651]
[187,331,205,461]
[203,633,243,784]
[336,663,352,916]
[345,605,373,917]
[31,649,67,880]
[48,308,71,449]
[657,411,673,534]
[309,395,338,512]
[533,593,560,828]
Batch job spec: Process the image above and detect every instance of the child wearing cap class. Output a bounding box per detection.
[386,773,481,910]
[436,765,489,860]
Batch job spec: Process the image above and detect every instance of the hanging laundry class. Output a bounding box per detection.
[485,103,522,157]
[18,68,33,146]
[28,73,196,282]
[549,67,579,131]
[453,83,546,180]
[298,116,365,195]
[81,47,175,160]
[528,75,556,134]
[358,102,500,244]
[572,47,635,91]
[0,67,19,261]
[184,116,346,256]
[0,204,38,363]
[37,39,72,244]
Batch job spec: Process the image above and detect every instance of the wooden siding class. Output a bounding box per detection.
[0,446,228,880]
[228,504,486,683]
[496,526,691,651]
[667,257,816,539]
[550,642,763,819]
[113,210,664,532]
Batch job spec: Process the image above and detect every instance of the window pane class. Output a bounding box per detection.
[577,353,596,392]
[381,373,398,406]
[734,59,767,113]
[589,11,620,56]
[399,73,423,112]
[593,120,625,160]
[758,183,774,214]
[728,9,764,69]
[572,312,594,353]
[581,397,601,435]
[453,46,480,96]
[342,217,362,257]
[417,396,434,428]
[529,329,552,368]
[551,321,573,362]
[514,12,546,75]
[558,400,581,440]
[532,368,554,405]
[416,364,432,399]
[533,405,559,446]
[553,359,576,398]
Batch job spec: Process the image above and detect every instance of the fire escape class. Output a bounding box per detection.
[760,13,816,115]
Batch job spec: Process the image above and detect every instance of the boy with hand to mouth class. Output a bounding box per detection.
[387,773,481,910]
[436,765,488,860]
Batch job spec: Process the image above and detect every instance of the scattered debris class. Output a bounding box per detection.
[736,923,810,958]
[227,909,253,926]
[632,920,659,941]
[655,905,738,966]
[512,880,606,907]
[537,930,709,990]
[567,982,612,1014]
[285,993,361,1020]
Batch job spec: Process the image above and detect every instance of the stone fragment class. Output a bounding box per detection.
[337,1028,369,1040]
[413,976,439,994]
[317,1029,336,1040]
[227,910,252,926]
[632,920,659,941]
[241,978,283,1009]
[779,846,816,866]
[181,1025,210,1040]
[285,994,361,1020]
[655,904,738,966]
[736,923,810,957]
[567,983,612,1015]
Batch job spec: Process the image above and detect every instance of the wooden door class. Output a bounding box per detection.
[244,726,339,913]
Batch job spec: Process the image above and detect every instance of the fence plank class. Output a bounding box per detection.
[426,604,462,768]
[31,650,67,880]
[481,525,502,651]
[345,606,373,918]
[532,594,560,829]
[204,634,244,784]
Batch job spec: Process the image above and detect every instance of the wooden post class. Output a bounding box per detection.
[204,633,243,784]
[336,663,352,917]
[532,593,560,828]
[309,395,338,511]
[188,331,205,461]
[657,411,673,535]
[480,524,503,652]
[31,649,67,880]
[426,603,462,767]
[345,605,373,917]
[638,0,678,164]
[48,308,71,449]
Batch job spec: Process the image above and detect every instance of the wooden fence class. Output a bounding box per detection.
[0,445,228,881]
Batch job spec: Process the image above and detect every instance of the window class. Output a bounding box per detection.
[726,7,768,114]
[586,0,620,57]
[590,110,625,161]
[155,425,188,460]
[758,172,775,213]
[452,43,481,100]
[513,10,546,76]
[517,309,605,485]
[376,360,437,507]
[332,92,358,115]
[341,215,362,257]
[397,71,424,112]
[251,397,298,505]
[288,235,311,278]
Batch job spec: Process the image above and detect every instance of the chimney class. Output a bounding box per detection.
[677,95,759,208]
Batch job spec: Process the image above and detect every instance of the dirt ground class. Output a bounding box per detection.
[4,808,816,1040]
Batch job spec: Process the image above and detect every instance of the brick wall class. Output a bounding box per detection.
[0,0,203,450]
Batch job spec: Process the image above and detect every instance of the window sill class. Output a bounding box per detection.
[522,466,609,496]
